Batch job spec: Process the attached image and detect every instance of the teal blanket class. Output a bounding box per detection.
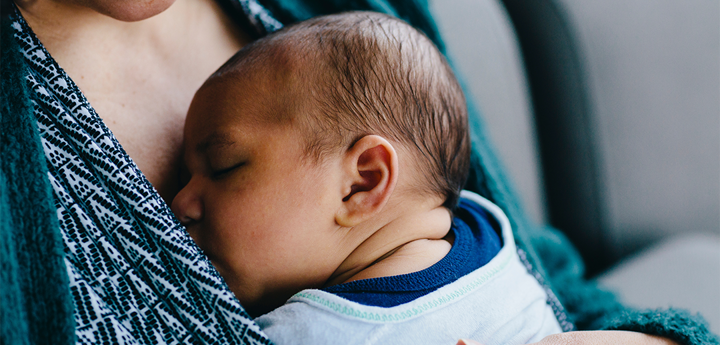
[0,0,717,344]
[0,16,75,344]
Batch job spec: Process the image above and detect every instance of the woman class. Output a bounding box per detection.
[0,0,714,344]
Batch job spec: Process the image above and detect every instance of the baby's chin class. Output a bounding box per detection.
[219,275,293,318]
[236,289,293,318]
[217,265,315,317]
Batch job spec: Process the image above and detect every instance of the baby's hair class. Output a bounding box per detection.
[213,12,470,209]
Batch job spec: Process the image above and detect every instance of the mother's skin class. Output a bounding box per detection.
[12,1,679,344]
[16,0,249,202]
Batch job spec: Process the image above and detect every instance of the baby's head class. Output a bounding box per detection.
[172,12,470,316]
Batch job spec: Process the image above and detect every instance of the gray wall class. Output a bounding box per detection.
[433,0,720,259]
[559,0,720,257]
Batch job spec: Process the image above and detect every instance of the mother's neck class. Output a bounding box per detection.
[16,0,178,48]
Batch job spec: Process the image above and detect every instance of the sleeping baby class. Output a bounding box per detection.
[171,11,562,344]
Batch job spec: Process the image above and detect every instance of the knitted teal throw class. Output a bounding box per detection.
[0,17,75,345]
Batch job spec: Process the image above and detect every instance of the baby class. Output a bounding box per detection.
[172,12,562,344]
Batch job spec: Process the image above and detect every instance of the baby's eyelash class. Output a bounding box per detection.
[211,162,245,179]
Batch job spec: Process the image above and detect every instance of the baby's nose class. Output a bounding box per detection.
[171,186,203,225]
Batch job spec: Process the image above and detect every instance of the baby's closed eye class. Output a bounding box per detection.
[210,161,246,179]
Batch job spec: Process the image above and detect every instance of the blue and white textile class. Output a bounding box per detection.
[256,191,563,345]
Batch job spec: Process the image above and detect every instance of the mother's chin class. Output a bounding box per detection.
[72,0,177,21]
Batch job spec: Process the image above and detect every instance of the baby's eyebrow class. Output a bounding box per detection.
[196,132,236,153]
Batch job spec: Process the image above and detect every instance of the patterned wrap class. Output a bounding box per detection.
[8,2,280,344]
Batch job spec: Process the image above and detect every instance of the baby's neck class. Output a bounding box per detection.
[327,204,453,286]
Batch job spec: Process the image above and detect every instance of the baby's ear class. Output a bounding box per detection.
[335,135,398,227]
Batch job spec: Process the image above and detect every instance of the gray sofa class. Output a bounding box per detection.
[430,0,719,332]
